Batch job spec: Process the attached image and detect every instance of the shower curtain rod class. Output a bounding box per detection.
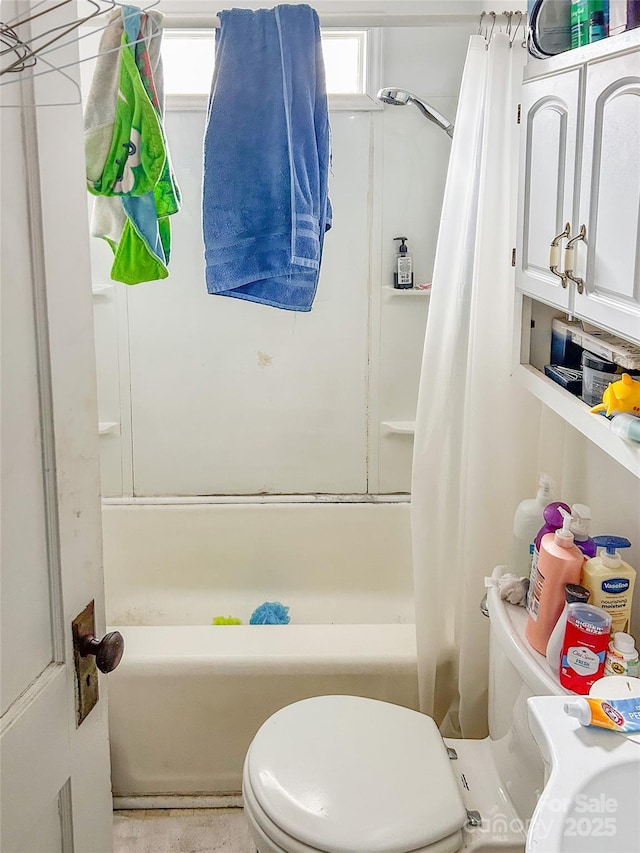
[160,13,487,28]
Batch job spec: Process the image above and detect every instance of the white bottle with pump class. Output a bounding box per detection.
[510,473,555,576]
[568,504,597,559]
[393,237,413,289]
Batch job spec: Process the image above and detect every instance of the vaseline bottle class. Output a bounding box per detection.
[581,536,635,634]
[526,509,584,654]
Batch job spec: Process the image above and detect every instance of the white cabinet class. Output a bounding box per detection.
[517,69,580,312]
[573,52,640,340]
[516,31,640,344]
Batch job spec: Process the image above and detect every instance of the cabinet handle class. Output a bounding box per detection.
[564,225,586,294]
[549,222,570,288]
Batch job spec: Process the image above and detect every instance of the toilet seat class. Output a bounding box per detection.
[243,760,464,853]
[243,695,467,853]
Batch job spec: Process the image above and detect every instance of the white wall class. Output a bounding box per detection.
[125,111,370,496]
[92,24,474,497]
[375,24,474,492]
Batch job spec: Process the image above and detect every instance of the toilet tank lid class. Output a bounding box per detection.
[246,695,467,853]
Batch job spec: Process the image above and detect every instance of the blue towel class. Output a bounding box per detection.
[202,4,332,311]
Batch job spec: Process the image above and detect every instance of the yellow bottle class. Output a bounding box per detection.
[581,536,635,635]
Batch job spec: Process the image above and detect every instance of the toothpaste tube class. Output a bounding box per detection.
[564,697,640,732]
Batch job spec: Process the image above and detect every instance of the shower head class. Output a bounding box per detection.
[377,87,454,138]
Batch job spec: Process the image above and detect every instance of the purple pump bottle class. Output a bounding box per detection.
[534,502,572,551]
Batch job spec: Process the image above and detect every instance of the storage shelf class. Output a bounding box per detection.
[524,27,640,81]
[98,421,119,436]
[516,364,640,478]
[381,420,416,435]
[92,284,114,298]
[382,286,430,296]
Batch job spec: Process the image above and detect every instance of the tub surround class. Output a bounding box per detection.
[103,501,414,626]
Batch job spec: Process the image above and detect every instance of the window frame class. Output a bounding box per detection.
[163,27,383,112]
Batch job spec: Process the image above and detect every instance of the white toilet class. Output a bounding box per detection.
[242,574,566,853]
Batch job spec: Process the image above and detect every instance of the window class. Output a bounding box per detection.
[162,30,215,97]
[321,31,366,95]
[162,29,370,99]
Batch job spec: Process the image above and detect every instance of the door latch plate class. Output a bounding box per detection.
[72,600,99,726]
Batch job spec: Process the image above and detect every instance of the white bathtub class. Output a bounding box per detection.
[103,500,418,799]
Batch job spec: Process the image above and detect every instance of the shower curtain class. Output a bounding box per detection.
[411,32,542,738]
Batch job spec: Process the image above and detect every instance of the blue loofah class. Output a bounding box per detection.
[250,601,290,625]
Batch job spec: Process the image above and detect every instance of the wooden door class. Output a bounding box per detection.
[1,2,113,851]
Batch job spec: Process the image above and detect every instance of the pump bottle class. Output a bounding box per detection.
[581,536,636,634]
[526,501,571,615]
[393,237,413,289]
[509,473,555,576]
[569,503,597,559]
[526,508,584,654]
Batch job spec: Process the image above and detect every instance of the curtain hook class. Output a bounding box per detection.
[503,11,513,35]
[478,11,486,35]
[510,10,524,46]
[488,11,497,41]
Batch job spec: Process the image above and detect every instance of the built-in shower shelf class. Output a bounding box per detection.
[381,420,416,435]
[383,286,431,296]
[92,284,114,298]
[98,421,120,436]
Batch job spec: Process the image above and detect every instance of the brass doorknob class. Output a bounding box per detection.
[78,631,124,673]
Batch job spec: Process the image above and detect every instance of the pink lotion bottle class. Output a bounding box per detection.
[526,508,584,654]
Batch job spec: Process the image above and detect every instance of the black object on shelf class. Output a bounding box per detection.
[544,364,583,396]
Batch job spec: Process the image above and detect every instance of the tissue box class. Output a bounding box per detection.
[575,325,640,371]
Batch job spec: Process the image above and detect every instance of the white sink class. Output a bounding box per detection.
[526,695,640,853]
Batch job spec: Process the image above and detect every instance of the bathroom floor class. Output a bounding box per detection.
[113,809,253,853]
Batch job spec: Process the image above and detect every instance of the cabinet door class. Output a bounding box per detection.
[574,50,640,343]
[516,70,581,311]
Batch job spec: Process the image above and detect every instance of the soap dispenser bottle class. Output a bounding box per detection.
[526,507,584,654]
[569,503,597,559]
[510,473,555,576]
[581,536,636,634]
[526,500,571,614]
[393,237,413,289]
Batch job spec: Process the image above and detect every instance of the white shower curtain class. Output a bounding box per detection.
[411,33,542,738]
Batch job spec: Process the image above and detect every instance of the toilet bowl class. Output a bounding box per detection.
[243,568,566,853]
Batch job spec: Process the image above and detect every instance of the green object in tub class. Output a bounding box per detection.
[212,616,243,625]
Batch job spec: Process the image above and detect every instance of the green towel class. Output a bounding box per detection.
[85,6,180,284]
